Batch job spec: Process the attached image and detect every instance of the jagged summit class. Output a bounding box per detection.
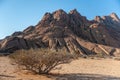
[69,9,80,15]
[94,13,120,22]
[53,9,67,14]
[109,12,120,22]
[110,12,118,18]
[0,9,120,56]
[52,9,68,21]
[94,16,103,23]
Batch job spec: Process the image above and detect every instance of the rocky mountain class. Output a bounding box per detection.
[0,9,120,56]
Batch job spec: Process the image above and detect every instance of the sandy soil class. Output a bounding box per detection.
[0,56,120,80]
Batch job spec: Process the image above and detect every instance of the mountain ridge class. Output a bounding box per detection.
[0,9,120,56]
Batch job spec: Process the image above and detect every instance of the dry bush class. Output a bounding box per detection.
[9,49,74,74]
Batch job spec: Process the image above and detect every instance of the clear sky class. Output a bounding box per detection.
[0,0,120,39]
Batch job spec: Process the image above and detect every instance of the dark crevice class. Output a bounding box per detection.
[89,29,97,43]
[24,39,29,49]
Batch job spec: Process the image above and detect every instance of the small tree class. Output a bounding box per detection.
[9,49,73,74]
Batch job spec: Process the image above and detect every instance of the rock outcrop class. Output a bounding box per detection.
[0,9,120,56]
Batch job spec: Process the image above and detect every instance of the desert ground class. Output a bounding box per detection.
[0,56,120,80]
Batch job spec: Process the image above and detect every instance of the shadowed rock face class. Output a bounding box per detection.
[94,13,120,42]
[0,9,120,56]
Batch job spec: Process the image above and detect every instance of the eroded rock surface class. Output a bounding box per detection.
[0,9,120,56]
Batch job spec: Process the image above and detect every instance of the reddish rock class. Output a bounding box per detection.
[0,9,120,56]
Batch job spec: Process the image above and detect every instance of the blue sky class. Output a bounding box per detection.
[0,0,120,39]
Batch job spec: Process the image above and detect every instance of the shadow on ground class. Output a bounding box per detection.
[46,73,120,80]
[0,74,15,80]
[0,74,15,78]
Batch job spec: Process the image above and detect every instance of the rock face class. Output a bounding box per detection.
[94,13,120,42]
[0,9,120,56]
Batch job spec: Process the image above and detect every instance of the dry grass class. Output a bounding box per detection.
[9,48,74,74]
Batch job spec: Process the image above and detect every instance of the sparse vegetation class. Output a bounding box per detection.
[9,49,74,74]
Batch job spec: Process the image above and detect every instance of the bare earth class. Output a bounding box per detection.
[0,56,120,80]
